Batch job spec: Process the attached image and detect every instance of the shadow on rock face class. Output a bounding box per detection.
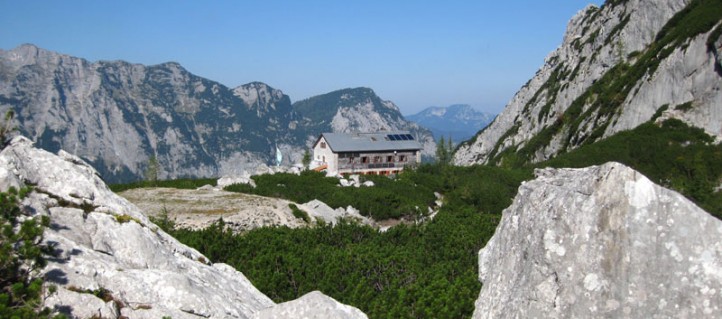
[44,268,68,285]
[53,304,73,317]
[49,222,70,231]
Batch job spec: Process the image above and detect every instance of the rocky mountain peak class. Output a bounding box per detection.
[294,87,403,127]
[233,81,289,116]
[337,87,376,98]
[1,44,80,76]
[157,61,183,69]
[1,43,39,63]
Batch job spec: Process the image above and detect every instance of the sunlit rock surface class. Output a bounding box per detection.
[253,291,367,319]
[473,162,722,318]
[0,136,366,318]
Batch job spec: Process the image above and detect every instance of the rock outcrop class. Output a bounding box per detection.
[253,291,368,319]
[0,136,366,318]
[300,199,373,226]
[455,0,722,165]
[473,162,722,318]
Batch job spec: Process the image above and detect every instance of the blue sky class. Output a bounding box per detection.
[0,1,603,114]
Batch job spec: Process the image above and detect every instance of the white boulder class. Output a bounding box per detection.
[473,162,722,318]
[0,136,366,318]
[253,291,367,319]
[218,175,256,189]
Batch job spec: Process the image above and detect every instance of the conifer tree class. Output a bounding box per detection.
[145,155,160,185]
[302,150,311,169]
[436,136,448,164]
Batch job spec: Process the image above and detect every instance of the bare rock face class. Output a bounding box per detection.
[454,0,722,165]
[0,136,366,318]
[253,291,367,319]
[0,44,304,183]
[473,162,722,318]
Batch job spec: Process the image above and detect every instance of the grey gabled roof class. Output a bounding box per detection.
[318,131,423,153]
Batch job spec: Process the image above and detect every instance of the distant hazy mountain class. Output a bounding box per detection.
[406,104,495,143]
[293,87,437,157]
[0,44,437,182]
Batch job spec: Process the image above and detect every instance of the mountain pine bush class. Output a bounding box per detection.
[0,187,65,318]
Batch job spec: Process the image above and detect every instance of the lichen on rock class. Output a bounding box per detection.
[473,162,722,318]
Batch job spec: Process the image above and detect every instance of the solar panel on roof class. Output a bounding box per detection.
[395,134,403,140]
[405,134,415,140]
[388,135,397,141]
[400,134,409,140]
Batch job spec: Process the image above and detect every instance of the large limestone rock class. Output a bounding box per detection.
[300,199,374,226]
[253,291,367,319]
[473,162,722,318]
[0,136,273,318]
[0,136,366,318]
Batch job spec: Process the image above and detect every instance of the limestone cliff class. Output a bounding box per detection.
[0,44,307,183]
[455,0,722,165]
[473,162,722,318]
[0,136,366,319]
